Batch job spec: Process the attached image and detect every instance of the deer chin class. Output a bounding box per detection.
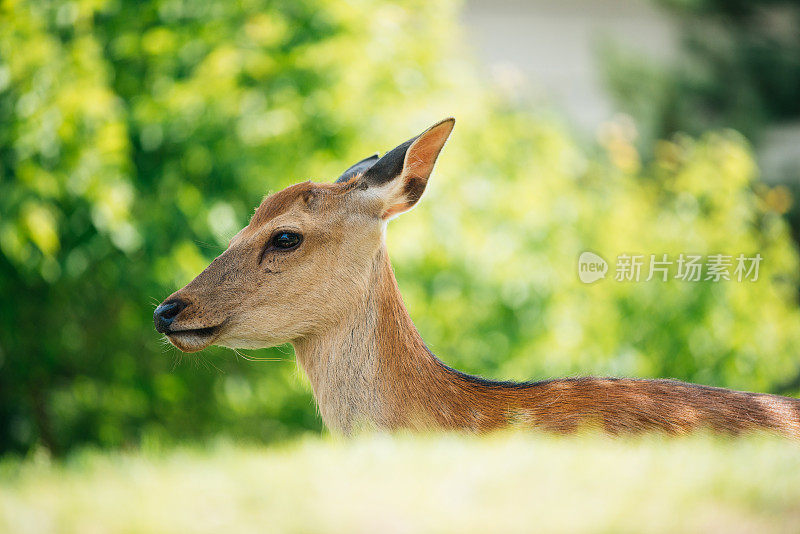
[216,336,285,350]
[165,325,222,353]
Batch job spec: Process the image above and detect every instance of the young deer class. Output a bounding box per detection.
[155,118,800,437]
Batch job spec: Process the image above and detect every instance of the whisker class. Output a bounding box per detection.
[170,351,183,371]
[193,239,219,250]
[199,352,224,374]
[230,347,290,362]
[160,337,175,354]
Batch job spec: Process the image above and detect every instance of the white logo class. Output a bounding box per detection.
[578,251,608,284]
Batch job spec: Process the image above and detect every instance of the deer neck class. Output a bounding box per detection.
[292,245,462,434]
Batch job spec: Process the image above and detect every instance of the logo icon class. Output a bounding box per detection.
[578,251,608,284]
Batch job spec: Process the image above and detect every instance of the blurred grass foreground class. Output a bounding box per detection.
[2,434,800,533]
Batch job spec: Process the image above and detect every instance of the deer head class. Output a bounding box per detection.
[154,118,455,353]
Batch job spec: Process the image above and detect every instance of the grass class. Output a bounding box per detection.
[1,433,799,533]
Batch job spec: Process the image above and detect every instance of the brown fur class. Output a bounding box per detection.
[157,118,800,438]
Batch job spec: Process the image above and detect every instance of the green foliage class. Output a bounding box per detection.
[2,434,800,532]
[1,0,799,455]
[600,0,800,146]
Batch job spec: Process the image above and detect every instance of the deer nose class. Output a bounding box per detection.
[154,299,188,333]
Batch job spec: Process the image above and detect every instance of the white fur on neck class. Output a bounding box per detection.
[292,254,389,433]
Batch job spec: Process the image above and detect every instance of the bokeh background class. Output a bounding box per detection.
[2,0,800,457]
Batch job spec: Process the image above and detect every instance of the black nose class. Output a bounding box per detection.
[154,299,188,333]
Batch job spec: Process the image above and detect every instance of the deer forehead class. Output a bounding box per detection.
[229,181,361,246]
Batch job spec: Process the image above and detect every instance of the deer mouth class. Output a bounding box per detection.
[165,324,224,352]
[168,325,221,338]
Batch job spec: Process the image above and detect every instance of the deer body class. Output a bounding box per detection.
[155,118,800,438]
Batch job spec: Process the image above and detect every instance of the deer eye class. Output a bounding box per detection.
[271,231,302,250]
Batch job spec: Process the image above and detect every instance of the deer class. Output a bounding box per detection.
[155,118,800,438]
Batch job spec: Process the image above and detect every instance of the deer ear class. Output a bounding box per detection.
[362,117,454,219]
[335,154,379,183]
